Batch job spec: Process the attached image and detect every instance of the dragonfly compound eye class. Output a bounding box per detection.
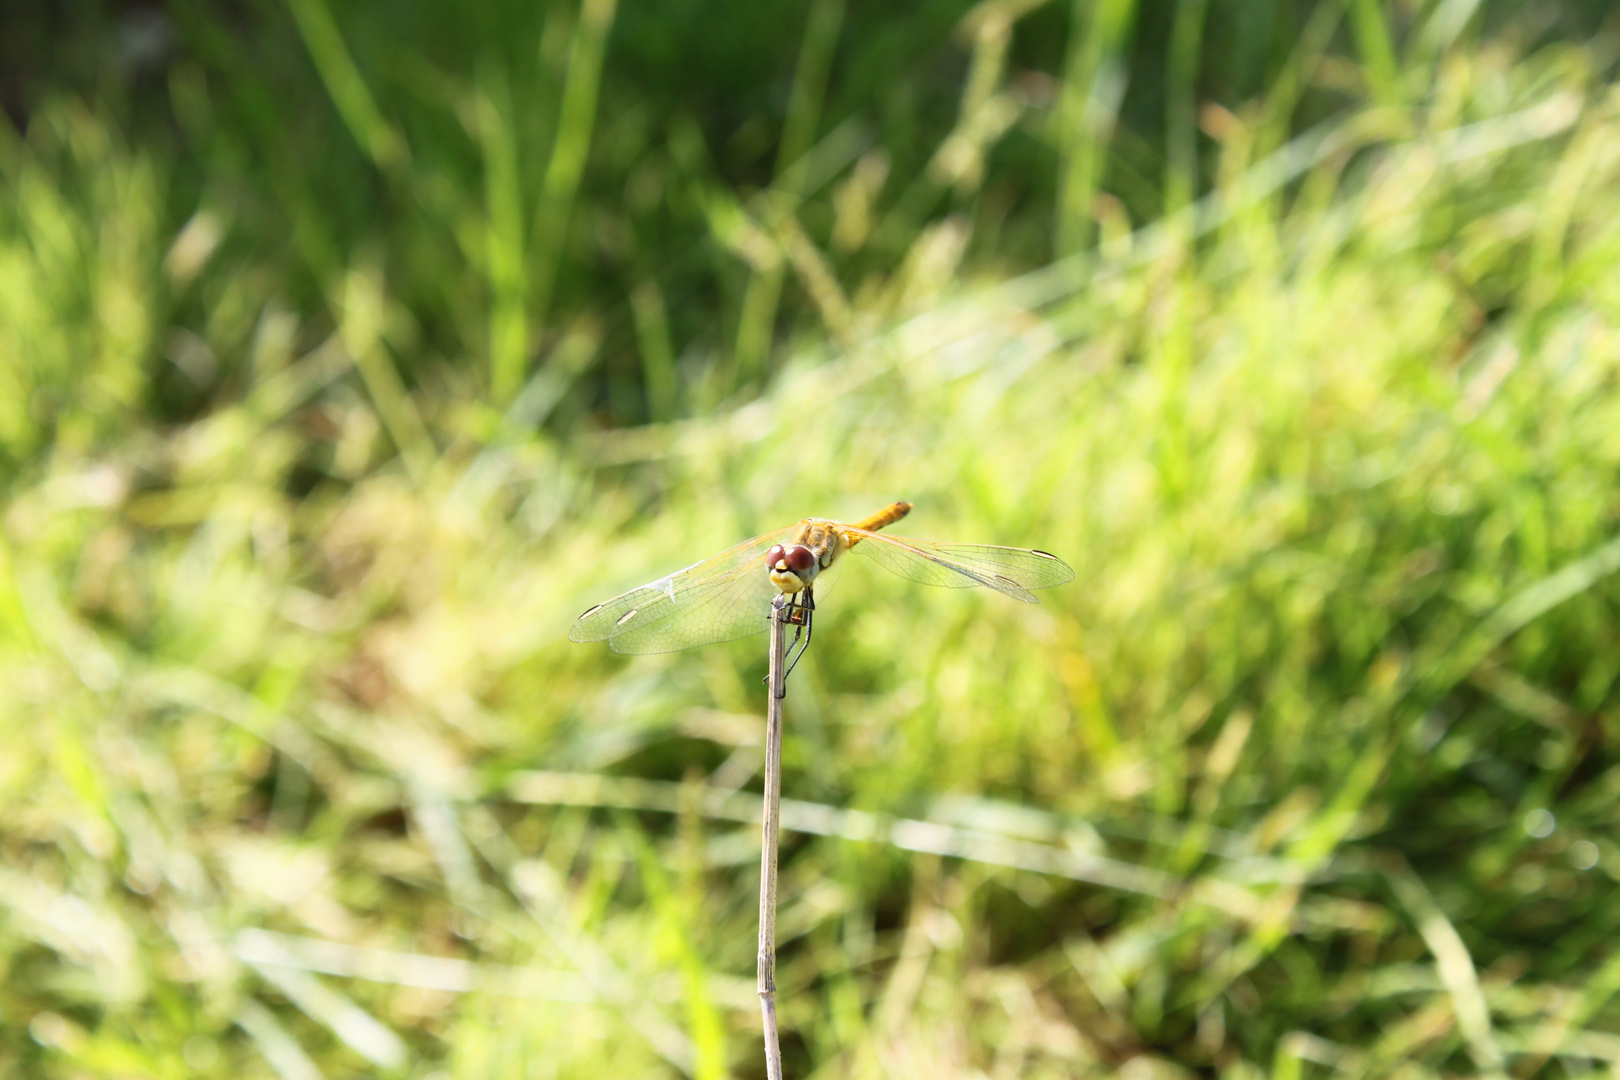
[766,544,788,569]
[785,545,816,573]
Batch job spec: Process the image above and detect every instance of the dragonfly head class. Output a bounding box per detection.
[766,543,818,593]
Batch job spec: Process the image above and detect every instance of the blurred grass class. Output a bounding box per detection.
[5,1,1620,1078]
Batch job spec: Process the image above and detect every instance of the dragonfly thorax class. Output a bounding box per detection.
[767,526,844,595]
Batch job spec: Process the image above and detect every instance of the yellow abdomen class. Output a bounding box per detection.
[853,501,911,533]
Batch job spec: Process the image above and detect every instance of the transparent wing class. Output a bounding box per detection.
[570,524,801,654]
[843,528,1074,603]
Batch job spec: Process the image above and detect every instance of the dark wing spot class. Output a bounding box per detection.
[1031,550,1061,561]
[616,608,639,627]
[579,604,605,619]
[995,574,1022,588]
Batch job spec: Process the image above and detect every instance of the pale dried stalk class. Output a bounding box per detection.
[758,595,788,1080]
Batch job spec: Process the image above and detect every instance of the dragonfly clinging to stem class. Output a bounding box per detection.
[570,501,1074,680]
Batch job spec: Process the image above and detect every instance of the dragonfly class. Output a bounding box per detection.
[569,502,1073,670]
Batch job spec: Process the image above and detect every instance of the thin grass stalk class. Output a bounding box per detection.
[758,595,788,1080]
[476,62,529,408]
[731,0,845,390]
[284,0,407,171]
[529,0,617,388]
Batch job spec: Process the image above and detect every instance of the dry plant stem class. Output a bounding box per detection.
[758,595,789,1080]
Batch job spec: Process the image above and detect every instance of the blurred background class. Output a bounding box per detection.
[5,0,1620,1076]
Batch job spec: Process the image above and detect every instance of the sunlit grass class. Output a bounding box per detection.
[5,4,1620,1079]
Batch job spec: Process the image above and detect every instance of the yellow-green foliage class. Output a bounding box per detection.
[4,7,1620,1080]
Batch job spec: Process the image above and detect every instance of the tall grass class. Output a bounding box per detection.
[4,1,1620,1078]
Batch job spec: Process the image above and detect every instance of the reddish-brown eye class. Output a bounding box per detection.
[786,545,816,572]
[766,544,787,568]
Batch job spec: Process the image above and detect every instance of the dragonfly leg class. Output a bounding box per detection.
[781,586,815,687]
